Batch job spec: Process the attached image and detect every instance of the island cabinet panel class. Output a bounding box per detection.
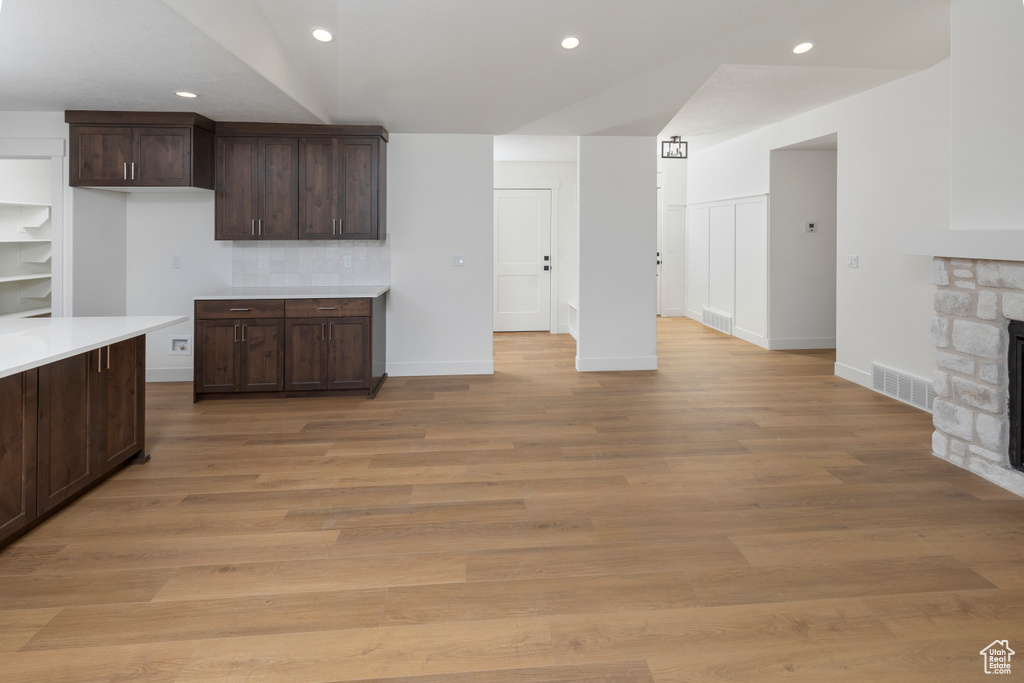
[0,370,38,546]
[36,352,95,514]
[92,337,145,477]
[195,295,386,400]
[67,112,215,189]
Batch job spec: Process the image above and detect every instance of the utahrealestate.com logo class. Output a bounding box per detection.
[980,640,1014,675]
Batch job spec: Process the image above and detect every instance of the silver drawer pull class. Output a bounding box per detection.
[229,308,250,311]
[318,306,337,310]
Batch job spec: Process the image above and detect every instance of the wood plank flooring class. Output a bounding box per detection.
[3,317,1024,681]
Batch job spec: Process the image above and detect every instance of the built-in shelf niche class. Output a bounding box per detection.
[0,171,53,318]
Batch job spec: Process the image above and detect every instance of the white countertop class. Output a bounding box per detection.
[196,286,390,300]
[0,316,187,379]
[902,230,1024,261]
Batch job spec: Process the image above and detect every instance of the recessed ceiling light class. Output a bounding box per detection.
[175,91,199,99]
[792,42,814,55]
[561,36,580,50]
[311,28,334,43]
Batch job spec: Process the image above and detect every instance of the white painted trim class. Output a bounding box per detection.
[733,326,769,349]
[835,361,872,389]
[387,360,495,377]
[575,355,658,372]
[146,368,193,382]
[767,336,837,350]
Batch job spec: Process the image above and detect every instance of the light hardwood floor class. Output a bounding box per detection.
[2,317,1024,682]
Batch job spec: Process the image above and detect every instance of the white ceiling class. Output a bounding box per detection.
[0,0,951,144]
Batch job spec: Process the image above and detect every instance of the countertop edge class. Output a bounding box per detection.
[195,286,390,300]
[0,316,188,379]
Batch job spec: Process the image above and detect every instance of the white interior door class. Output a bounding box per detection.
[494,189,552,331]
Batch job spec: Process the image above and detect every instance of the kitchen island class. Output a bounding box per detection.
[193,287,388,401]
[0,315,187,547]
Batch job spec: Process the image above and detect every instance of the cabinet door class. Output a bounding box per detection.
[240,319,285,392]
[37,352,94,513]
[284,319,327,391]
[0,370,37,545]
[258,137,299,239]
[216,137,259,240]
[339,138,378,238]
[92,338,145,476]
[71,126,132,186]
[327,317,370,389]
[299,137,339,239]
[133,127,191,186]
[196,319,241,393]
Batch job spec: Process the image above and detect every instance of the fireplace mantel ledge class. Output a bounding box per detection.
[902,230,1024,261]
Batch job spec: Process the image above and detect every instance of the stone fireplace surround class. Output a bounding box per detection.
[930,257,1024,496]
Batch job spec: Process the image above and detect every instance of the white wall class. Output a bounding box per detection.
[0,159,51,205]
[950,0,1024,231]
[768,150,838,349]
[72,188,127,316]
[125,191,232,380]
[687,59,950,385]
[576,136,657,371]
[387,134,494,376]
[494,160,577,334]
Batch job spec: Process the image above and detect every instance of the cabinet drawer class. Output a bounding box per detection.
[196,300,284,319]
[285,298,370,318]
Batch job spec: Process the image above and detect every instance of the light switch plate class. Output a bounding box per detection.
[453,254,466,267]
[847,255,859,268]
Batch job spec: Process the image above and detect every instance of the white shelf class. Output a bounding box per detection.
[0,274,50,285]
[0,307,50,320]
[0,238,51,244]
[0,200,51,207]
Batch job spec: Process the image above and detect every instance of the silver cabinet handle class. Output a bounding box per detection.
[241,324,247,343]
[321,322,326,341]
[123,162,127,180]
[329,322,333,341]
[332,219,337,235]
[251,219,255,236]
[229,308,250,312]
[338,218,343,233]
[106,345,111,370]
[131,162,135,180]
[317,306,336,310]
[258,219,263,236]
[97,348,103,372]
[234,324,239,343]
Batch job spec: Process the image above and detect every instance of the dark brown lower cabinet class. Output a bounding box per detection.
[1,336,147,549]
[0,370,38,546]
[195,295,385,401]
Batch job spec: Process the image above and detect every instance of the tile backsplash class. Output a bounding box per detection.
[232,241,390,287]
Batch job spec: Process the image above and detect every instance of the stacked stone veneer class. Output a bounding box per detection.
[931,257,1024,496]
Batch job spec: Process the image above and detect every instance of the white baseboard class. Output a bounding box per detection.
[685,309,702,321]
[659,307,686,318]
[767,337,837,351]
[733,327,769,349]
[146,367,193,382]
[834,362,872,389]
[575,355,658,372]
[387,360,494,377]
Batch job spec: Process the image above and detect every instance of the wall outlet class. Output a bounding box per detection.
[453,254,466,267]
[171,255,181,268]
[343,254,352,268]
[169,336,192,356]
[258,256,268,269]
[805,222,817,233]
[846,255,859,268]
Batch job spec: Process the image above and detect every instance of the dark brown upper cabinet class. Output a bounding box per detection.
[215,137,300,240]
[216,122,387,241]
[66,111,215,189]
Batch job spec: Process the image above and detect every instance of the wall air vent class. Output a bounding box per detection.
[871,363,935,413]
[701,307,733,335]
